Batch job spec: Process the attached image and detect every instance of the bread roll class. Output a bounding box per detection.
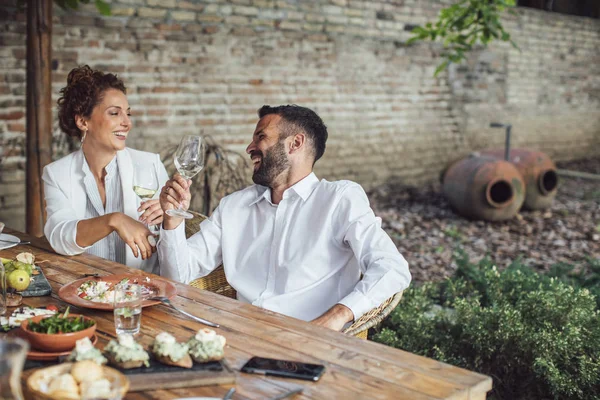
[70,360,104,383]
[48,373,79,399]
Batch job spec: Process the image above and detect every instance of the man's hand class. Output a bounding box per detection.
[160,174,192,230]
[138,199,163,226]
[311,304,355,331]
[109,213,155,260]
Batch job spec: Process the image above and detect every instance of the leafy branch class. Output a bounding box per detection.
[54,0,111,15]
[408,0,519,76]
[17,0,111,16]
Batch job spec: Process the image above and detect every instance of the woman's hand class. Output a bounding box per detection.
[138,199,163,226]
[160,174,192,230]
[109,213,155,260]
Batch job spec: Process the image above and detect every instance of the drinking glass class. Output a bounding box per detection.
[166,135,205,219]
[0,337,29,400]
[133,164,160,235]
[113,284,142,336]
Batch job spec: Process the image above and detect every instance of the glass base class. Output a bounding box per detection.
[6,293,23,307]
[166,208,194,219]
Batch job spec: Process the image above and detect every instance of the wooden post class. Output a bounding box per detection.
[26,0,53,237]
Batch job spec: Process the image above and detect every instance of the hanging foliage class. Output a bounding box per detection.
[408,0,519,76]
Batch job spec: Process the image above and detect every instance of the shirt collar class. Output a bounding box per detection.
[249,172,319,206]
[82,155,119,180]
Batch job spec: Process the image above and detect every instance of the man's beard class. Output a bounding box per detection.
[252,140,289,187]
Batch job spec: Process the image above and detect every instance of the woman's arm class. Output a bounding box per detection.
[43,165,154,260]
[77,213,154,260]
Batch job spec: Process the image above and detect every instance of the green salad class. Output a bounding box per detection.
[27,307,95,334]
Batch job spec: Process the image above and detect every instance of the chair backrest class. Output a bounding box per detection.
[185,210,208,239]
[343,292,404,339]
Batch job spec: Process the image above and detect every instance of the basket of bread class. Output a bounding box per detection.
[26,360,129,400]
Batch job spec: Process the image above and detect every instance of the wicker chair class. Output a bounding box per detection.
[185,210,403,339]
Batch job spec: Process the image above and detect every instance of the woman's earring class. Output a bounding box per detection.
[81,129,87,144]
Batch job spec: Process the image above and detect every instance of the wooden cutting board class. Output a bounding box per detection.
[122,359,236,391]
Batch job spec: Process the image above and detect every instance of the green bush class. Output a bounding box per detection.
[374,252,600,400]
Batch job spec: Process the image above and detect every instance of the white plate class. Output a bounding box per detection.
[0,233,20,250]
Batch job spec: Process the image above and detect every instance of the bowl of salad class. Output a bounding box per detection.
[20,307,96,353]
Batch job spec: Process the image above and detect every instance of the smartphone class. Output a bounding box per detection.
[241,356,326,381]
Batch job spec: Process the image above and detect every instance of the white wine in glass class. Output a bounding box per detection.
[133,186,157,200]
[133,164,159,234]
[166,135,205,219]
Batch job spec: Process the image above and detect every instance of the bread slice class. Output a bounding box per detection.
[105,353,146,370]
[155,352,193,369]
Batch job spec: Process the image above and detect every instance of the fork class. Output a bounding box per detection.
[149,296,220,328]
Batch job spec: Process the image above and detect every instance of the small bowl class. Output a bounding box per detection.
[20,314,97,353]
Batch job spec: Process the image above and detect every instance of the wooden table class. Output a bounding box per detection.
[1,229,492,399]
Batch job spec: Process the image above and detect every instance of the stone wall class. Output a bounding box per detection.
[1,0,599,231]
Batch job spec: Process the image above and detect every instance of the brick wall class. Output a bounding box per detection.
[1,0,599,231]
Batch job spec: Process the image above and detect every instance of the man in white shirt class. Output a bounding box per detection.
[158,105,411,331]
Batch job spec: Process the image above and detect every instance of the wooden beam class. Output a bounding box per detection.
[26,0,53,237]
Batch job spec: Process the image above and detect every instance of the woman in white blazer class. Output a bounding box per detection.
[43,65,168,274]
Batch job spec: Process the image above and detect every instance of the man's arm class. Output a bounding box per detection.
[157,175,223,283]
[311,304,354,331]
[315,183,411,330]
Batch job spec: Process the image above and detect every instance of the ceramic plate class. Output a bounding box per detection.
[0,233,21,250]
[57,273,177,310]
[9,329,98,361]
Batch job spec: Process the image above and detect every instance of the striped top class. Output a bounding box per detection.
[80,155,127,264]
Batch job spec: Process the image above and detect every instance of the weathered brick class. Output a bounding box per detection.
[111,6,136,16]
[233,6,258,16]
[171,11,196,21]
[137,8,167,19]
[177,1,205,12]
[277,21,302,31]
[147,0,176,7]
[225,15,250,25]
[197,14,224,23]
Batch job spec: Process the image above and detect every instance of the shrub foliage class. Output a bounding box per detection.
[374,252,600,400]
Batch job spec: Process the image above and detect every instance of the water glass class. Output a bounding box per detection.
[113,284,142,335]
[0,337,29,400]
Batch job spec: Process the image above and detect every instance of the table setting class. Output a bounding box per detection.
[0,226,491,400]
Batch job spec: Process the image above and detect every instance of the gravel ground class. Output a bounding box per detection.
[370,157,600,284]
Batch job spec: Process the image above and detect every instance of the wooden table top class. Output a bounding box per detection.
[1,228,492,400]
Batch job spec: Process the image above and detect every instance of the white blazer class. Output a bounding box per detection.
[42,148,169,273]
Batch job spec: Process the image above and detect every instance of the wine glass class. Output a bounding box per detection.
[166,135,205,219]
[133,164,159,235]
[0,337,29,400]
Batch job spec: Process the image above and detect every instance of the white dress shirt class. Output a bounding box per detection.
[79,155,127,264]
[158,173,411,321]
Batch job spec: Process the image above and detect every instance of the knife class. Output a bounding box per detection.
[0,238,30,245]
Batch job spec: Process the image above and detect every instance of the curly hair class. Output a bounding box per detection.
[258,104,328,164]
[57,65,126,139]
